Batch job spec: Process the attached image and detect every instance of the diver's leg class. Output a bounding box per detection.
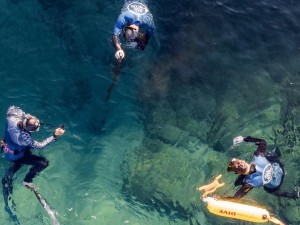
[21,154,49,183]
[2,162,22,224]
[2,162,22,196]
[270,188,299,199]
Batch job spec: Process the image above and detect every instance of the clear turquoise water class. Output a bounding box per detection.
[0,0,300,225]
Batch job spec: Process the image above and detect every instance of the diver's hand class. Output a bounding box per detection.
[233,136,244,146]
[115,49,125,61]
[54,127,65,138]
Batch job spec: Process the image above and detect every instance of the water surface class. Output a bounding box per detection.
[1,0,300,225]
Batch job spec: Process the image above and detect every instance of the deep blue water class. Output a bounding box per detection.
[0,0,300,224]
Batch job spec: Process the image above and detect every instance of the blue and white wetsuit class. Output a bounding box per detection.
[113,0,155,36]
[245,150,283,190]
[228,137,296,200]
[3,106,55,161]
[112,0,155,51]
[2,106,56,183]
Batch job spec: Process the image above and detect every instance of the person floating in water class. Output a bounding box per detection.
[112,0,155,61]
[224,135,299,200]
[1,106,65,191]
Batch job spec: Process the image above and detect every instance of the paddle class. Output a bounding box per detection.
[40,122,64,129]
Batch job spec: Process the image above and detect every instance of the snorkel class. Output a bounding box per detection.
[40,121,64,130]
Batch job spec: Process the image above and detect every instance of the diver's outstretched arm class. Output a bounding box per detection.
[233,136,267,156]
[243,136,267,156]
[222,182,254,200]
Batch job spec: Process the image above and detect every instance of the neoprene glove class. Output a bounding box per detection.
[53,127,65,138]
[233,136,244,146]
[115,49,125,61]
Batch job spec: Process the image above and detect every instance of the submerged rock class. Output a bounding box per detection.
[122,142,229,221]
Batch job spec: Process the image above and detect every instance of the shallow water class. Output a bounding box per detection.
[0,0,300,225]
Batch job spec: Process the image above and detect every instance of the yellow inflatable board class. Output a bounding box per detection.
[197,175,285,225]
[203,197,285,225]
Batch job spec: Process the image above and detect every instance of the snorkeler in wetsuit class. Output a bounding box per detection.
[112,0,155,61]
[1,106,65,190]
[224,136,299,200]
